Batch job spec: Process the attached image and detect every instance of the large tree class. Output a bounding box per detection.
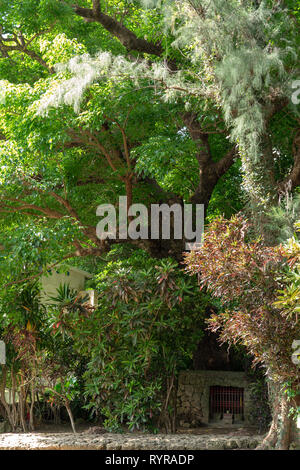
[0,0,297,299]
[0,0,244,283]
[0,0,298,445]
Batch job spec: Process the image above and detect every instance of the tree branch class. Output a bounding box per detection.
[92,0,101,15]
[0,201,64,219]
[3,254,77,287]
[67,128,120,172]
[49,191,81,223]
[103,115,131,170]
[0,26,54,73]
[72,4,163,57]
[214,146,237,177]
[182,112,237,209]
[182,112,213,165]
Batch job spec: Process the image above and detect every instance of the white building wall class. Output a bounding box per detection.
[40,267,92,305]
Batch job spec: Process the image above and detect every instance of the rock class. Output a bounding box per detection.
[206,439,226,450]
[248,439,259,449]
[121,442,139,450]
[224,439,239,449]
[82,426,107,434]
[237,438,250,449]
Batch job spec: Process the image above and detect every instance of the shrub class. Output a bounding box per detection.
[62,251,210,431]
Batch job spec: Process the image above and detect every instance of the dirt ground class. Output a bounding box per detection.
[30,422,262,436]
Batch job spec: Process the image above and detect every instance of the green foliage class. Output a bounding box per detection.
[45,375,80,405]
[264,193,300,244]
[0,0,298,436]
[274,220,300,320]
[144,0,299,212]
[0,0,296,287]
[248,375,272,432]
[207,159,244,221]
[184,215,300,384]
[53,250,209,431]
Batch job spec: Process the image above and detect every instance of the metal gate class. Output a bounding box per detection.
[209,386,244,417]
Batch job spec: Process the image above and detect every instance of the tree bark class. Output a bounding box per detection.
[182,112,237,215]
[65,400,76,434]
[258,382,296,450]
[72,5,163,57]
[29,374,35,431]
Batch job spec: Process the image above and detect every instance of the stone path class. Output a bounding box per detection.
[0,431,263,450]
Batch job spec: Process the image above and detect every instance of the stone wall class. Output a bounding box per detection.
[0,430,263,450]
[177,370,253,427]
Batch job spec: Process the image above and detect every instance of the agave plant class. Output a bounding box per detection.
[48,283,89,310]
[47,283,90,338]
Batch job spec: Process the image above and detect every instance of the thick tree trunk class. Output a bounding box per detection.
[258,382,298,450]
[190,164,220,215]
[277,394,292,450]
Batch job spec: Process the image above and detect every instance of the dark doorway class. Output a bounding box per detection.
[209,386,244,423]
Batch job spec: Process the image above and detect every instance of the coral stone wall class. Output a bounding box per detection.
[177,370,252,427]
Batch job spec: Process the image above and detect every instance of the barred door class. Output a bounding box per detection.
[209,386,244,418]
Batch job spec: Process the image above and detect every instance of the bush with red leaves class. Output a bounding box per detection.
[184,215,300,384]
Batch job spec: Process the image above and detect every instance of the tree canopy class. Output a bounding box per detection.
[0,0,298,286]
[0,0,299,449]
